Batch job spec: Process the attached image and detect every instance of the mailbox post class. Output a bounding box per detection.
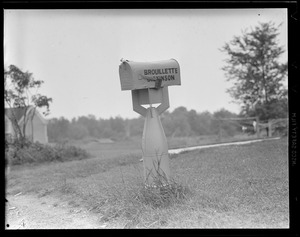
[119,59,181,187]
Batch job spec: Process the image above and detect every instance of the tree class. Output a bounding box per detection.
[169,107,192,137]
[47,117,70,142]
[4,65,52,145]
[212,108,239,137]
[221,22,288,121]
[197,111,214,135]
[68,123,89,140]
[187,109,200,136]
[129,116,145,136]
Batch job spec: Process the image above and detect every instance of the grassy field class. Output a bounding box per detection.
[67,133,261,158]
[6,137,289,228]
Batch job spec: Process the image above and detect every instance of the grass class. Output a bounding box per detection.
[6,137,289,228]
[68,133,262,158]
[167,133,262,149]
[67,138,142,159]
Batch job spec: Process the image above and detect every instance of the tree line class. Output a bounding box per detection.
[47,107,244,143]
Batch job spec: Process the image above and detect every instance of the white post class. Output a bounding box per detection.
[142,107,170,187]
[132,88,171,187]
[255,117,260,138]
[268,120,272,137]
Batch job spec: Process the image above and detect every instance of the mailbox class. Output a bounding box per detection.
[118,58,181,188]
[119,59,181,91]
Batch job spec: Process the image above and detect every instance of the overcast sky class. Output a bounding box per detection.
[4,9,287,120]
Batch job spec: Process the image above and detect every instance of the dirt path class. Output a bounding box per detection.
[169,137,281,154]
[5,193,106,229]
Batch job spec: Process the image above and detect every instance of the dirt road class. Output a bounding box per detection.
[5,193,105,229]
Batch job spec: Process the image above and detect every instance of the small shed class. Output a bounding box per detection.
[5,106,48,144]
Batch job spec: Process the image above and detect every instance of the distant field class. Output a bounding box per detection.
[6,137,288,228]
[74,139,142,159]
[64,133,261,160]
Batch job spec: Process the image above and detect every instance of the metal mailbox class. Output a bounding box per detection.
[119,59,181,91]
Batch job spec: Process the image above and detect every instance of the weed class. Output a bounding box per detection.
[143,153,188,207]
[143,151,171,187]
[135,179,192,208]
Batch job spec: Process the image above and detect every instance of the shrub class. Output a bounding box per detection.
[5,138,91,166]
[53,143,90,161]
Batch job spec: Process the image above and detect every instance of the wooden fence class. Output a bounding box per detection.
[214,117,288,138]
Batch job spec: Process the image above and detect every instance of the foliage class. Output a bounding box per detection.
[47,117,71,142]
[4,65,52,145]
[221,22,288,121]
[245,96,288,120]
[211,108,240,137]
[5,138,90,166]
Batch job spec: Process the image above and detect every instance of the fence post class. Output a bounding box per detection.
[268,120,272,137]
[218,119,222,141]
[256,117,260,138]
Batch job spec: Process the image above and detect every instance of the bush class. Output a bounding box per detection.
[5,138,91,166]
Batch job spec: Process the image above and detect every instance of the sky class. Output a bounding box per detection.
[4,9,287,120]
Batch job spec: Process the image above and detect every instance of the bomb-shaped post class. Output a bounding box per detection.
[119,59,181,187]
